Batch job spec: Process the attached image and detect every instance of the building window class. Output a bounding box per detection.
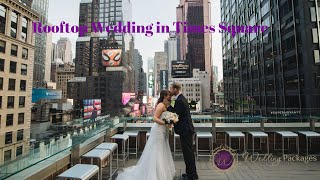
[11,11,18,38]
[0,77,3,90]
[17,129,23,141]
[4,149,12,162]
[310,7,316,22]
[6,114,13,126]
[0,58,4,72]
[314,50,320,64]
[11,44,17,56]
[0,40,5,53]
[0,5,6,34]
[8,78,15,91]
[22,17,28,42]
[0,58,4,71]
[10,61,17,73]
[312,28,318,43]
[18,113,24,124]
[7,96,14,108]
[22,48,28,59]
[19,96,25,107]
[5,131,13,144]
[0,96,2,108]
[16,146,23,156]
[20,80,26,91]
[21,64,27,75]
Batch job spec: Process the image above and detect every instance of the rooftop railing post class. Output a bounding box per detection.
[123,117,127,132]
[211,116,217,145]
[105,128,112,142]
[310,118,316,131]
[71,144,80,166]
[261,117,267,131]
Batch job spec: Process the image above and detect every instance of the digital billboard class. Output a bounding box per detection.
[171,61,191,78]
[133,103,140,111]
[32,88,62,103]
[160,70,168,90]
[122,93,131,105]
[122,93,136,105]
[83,99,102,120]
[101,49,122,67]
[148,73,154,88]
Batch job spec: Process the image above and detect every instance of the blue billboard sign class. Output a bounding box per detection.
[32,88,62,103]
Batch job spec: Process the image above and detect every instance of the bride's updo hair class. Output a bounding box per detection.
[156,90,170,106]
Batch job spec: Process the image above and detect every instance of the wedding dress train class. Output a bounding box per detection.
[115,111,176,180]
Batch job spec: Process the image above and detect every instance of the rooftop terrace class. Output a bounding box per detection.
[1,115,320,179]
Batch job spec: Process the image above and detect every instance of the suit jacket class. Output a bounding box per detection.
[171,94,195,135]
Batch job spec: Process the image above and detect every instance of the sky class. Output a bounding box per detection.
[48,0,223,81]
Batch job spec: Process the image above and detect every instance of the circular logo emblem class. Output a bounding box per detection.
[210,145,238,172]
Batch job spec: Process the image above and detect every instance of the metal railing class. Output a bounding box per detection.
[0,114,319,179]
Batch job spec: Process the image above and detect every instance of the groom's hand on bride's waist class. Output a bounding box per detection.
[167,106,175,112]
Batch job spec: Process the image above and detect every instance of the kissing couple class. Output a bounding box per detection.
[116,82,198,180]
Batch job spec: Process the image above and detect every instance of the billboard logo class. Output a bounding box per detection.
[160,70,168,90]
[83,99,102,120]
[45,92,60,96]
[171,61,191,78]
[101,49,122,67]
[210,145,238,172]
[169,31,177,37]
[32,88,62,103]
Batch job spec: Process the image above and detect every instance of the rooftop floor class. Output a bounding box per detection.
[104,156,320,180]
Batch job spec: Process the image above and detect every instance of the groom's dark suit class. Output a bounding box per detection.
[168,94,198,180]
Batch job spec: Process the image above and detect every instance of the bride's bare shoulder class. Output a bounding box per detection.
[155,102,165,109]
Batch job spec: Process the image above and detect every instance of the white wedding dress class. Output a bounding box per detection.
[115,111,176,180]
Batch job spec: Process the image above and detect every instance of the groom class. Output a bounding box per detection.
[169,82,198,180]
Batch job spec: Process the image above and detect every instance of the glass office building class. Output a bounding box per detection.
[98,0,132,50]
[221,0,320,116]
[31,0,48,87]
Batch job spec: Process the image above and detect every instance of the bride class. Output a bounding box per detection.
[116,90,176,180]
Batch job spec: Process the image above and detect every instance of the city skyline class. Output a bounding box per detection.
[48,0,223,81]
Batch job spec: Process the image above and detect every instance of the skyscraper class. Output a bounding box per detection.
[56,37,72,63]
[0,0,38,164]
[211,65,219,100]
[56,62,75,100]
[176,0,212,75]
[154,52,168,96]
[147,58,154,97]
[51,42,57,61]
[31,0,48,88]
[44,23,52,84]
[69,0,134,116]
[221,0,320,116]
[168,32,178,78]
[133,49,143,94]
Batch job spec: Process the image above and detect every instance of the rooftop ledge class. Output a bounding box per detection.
[1,117,320,179]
